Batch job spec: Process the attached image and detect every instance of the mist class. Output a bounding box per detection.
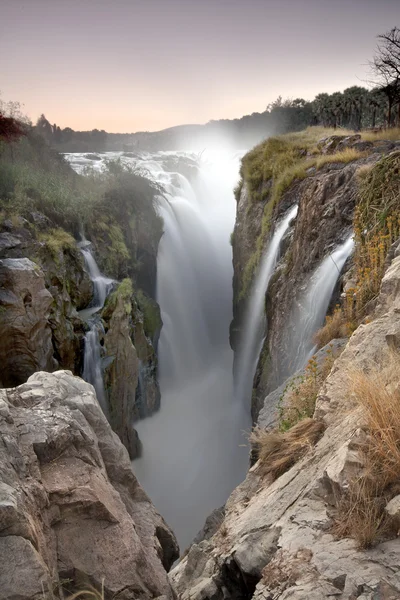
[133,145,251,549]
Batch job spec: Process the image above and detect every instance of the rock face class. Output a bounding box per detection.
[0,258,55,386]
[103,294,141,458]
[0,370,178,599]
[231,140,397,420]
[170,251,400,599]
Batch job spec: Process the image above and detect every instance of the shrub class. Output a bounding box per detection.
[250,418,325,481]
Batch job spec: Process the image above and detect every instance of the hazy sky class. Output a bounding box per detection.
[1,0,399,132]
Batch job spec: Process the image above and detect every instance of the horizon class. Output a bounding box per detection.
[1,0,399,133]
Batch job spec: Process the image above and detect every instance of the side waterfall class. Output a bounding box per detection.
[235,205,298,405]
[133,152,250,549]
[80,245,114,416]
[288,234,354,375]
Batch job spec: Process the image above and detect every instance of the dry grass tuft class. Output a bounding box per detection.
[250,418,325,481]
[278,348,340,431]
[315,148,366,169]
[314,306,354,349]
[361,127,400,142]
[333,478,390,549]
[352,362,400,487]
[65,582,105,600]
[333,355,400,548]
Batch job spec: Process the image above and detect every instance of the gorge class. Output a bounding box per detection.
[1,125,400,599]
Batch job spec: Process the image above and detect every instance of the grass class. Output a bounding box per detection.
[333,356,400,548]
[237,127,370,299]
[250,418,325,481]
[314,302,355,349]
[360,127,400,142]
[314,147,366,169]
[315,152,400,347]
[39,228,76,259]
[278,348,339,431]
[105,278,134,316]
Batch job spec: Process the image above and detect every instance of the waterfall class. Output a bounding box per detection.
[288,234,354,375]
[235,204,298,406]
[79,244,114,416]
[132,151,250,549]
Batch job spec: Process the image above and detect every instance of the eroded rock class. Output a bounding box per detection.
[0,371,178,599]
[0,258,55,386]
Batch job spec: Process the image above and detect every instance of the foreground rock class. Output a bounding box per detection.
[0,370,178,599]
[171,254,400,598]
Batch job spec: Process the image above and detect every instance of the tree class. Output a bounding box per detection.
[371,27,400,126]
[0,113,26,143]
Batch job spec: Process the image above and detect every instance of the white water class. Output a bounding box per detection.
[235,205,298,406]
[79,245,114,416]
[288,234,354,375]
[125,151,251,549]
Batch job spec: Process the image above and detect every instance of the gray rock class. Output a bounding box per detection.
[0,371,178,599]
[0,258,55,386]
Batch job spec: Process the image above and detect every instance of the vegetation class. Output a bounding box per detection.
[106,278,134,316]
[333,357,400,548]
[39,228,76,260]
[278,347,340,431]
[237,127,370,299]
[315,151,400,347]
[136,289,162,341]
[250,418,325,481]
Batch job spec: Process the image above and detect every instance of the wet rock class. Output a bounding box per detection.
[103,294,141,458]
[0,371,178,599]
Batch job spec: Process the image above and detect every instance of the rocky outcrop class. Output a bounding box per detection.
[0,217,92,379]
[170,248,400,599]
[102,294,141,458]
[0,370,178,599]
[0,258,55,386]
[232,137,400,420]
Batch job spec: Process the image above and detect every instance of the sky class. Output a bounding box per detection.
[1,0,399,132]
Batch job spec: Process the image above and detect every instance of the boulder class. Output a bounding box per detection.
[0,371,178,599]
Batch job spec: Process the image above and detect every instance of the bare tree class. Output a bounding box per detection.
[371,27,400,126]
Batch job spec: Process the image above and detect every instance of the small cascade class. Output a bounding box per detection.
[79,244,114,415]
[235,205,298,406]
[288,233,354,375]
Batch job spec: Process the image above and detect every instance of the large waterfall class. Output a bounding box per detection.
[131,152,250,549]
[66,152,250,548]
[235,205,298,406]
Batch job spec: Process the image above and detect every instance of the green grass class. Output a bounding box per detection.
[136,289,162,341]
[39,228,76,259]
[237,126,372,299]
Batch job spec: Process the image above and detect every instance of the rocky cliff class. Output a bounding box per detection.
[0,138,164,458]
[0,370,178,599]
[170,189,400,600]
[231,131,400,420]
